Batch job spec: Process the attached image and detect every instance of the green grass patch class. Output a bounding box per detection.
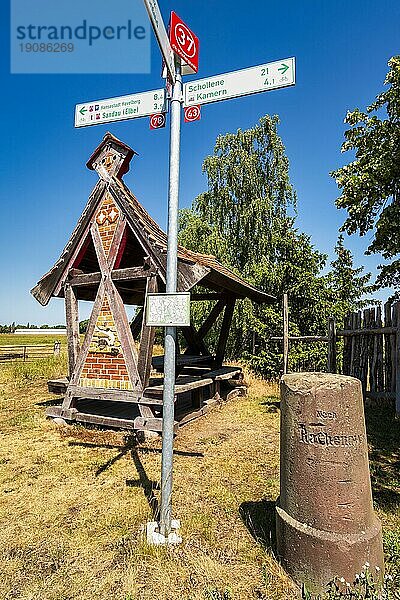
[1,353,68,385]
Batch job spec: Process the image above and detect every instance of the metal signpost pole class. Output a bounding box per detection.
[159,60,183,540]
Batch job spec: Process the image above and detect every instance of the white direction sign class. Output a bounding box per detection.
[184,57,295,107]
[143,0,176,83]
[75,88,167,128]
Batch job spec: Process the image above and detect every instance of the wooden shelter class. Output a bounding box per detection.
[32,133,275,433]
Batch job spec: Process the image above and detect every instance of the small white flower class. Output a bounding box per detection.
[360,572,365,579]
[339,577,345,583]
[365,562,370,568]
[375,566,380,572]
[387,574,393,581]
[346,582,351,587]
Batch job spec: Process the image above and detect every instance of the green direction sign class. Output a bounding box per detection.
[75,88,167,128]
[184,57,295,107]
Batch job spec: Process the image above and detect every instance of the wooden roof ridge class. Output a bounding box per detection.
[110,176,275,304]
[31,180,107,306]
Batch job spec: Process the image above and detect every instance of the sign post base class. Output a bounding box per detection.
[146,519,182,546]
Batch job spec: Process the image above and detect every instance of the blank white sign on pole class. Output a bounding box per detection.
[146,293,191,327]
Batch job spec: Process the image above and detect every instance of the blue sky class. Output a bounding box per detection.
[1,0,399,325]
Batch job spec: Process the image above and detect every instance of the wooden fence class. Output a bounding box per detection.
[275,294,400,415]
[341,302,400,410]
[0,341,62,363]
[272,294,337,375]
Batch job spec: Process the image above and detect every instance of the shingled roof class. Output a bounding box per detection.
[31,134,275,307]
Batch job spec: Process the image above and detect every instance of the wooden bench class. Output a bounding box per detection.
[206,366,243,381]
[152,354,213,372]
[144,375,213,397]
[48,378,69,394]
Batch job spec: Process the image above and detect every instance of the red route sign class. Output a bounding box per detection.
[184,105,201,123]
[150,113,166,129]
[169,11,199,74]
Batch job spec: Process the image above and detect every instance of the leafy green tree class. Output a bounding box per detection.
[179,115,330,376]
[327,235,375,326]
[331,56,400,296]
[79,320,89,334]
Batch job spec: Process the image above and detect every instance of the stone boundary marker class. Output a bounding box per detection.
[276,372,384,594]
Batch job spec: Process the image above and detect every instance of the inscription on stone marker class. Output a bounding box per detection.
[299,424,364,448]
[316,409,337,420]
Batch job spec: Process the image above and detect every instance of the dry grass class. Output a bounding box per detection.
[0,359,296,600]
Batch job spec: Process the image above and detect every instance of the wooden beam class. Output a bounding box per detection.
[105,278,142,391]
[327,317,337,374]
[337,326,397,336]
[67,385,163,405]
[62,280,106,412]
[130,308,144,339]
[191,293,222,301]
[76,412,137,430]
[396,302,400,416]
[181,324,209,356]
[68,266,156,287]
[69,272,102,287]
[133,416,178,433]
[137,275,157,389]
[182,299,226,357]
[197,299,225,340]
[271,335,329,342]
[53,185,105,299]
[215,297,236,367]
[68,281,105,386]
[64,283,80,379]
[145,376,213,395]
[90,224,109,274]
[112,266,157,281]
[107,217,127,269]
[283,293,289,375]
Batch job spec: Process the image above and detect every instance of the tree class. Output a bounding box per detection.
[326,235,375,326]
[79,320,89,334]
[191,115,297,277]
[179,115,330,376]
[331,56,400,295]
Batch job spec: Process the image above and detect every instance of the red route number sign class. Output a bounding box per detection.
[184,105,201,123]
[150,113,166,129]
[169,11,199,74]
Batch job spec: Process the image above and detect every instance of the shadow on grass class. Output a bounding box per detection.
[68,438,202,521]
[365,405,400,512]
[239,498,277,554]
[36,398,62,407]
[126,449,160,520]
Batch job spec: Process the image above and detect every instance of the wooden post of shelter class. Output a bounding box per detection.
[327,317,337,374]
[215,296,236,368]
[283,293,289,375]
[396,302,400,416]
[64,282,80,379]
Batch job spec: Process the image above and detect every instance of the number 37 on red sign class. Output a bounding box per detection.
[169,11,199,74]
